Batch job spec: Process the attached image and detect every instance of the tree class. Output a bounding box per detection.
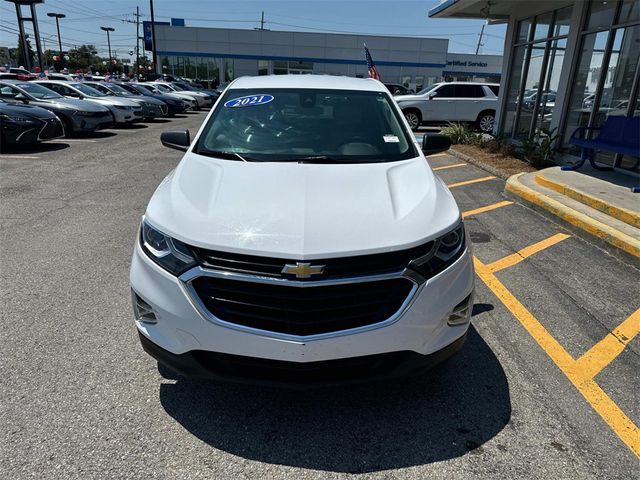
[15,34,36,69]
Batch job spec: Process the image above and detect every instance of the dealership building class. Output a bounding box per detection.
[153,25,502,93]
[430,0,639,173]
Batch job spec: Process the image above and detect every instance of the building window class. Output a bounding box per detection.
[562,0,640,172]
[501,5,574,140]
[258,60,269,75]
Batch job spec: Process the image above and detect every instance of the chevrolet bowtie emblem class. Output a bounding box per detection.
[281,262,325,278]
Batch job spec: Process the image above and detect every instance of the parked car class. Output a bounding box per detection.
[152,81,212,109]
[0,80,113,134]
[172,80,220,102]
[115,82,187,116]
[395,81,500,133]
[130,75,473,386]
[35,80,143,125]
[385,83,415,96]
[84,81,168,120]
[137,83,197,111]
[8,67,37,81]
[0,99,64,150]
[43,73,76,81]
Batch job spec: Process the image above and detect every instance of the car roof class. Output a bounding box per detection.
[228,75,387,92]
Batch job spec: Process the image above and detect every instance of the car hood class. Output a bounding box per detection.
[145,153,460,259]
[34,97,109,112]
[0,102,57,119]
[395,94,426,102]
[86,96,139,107]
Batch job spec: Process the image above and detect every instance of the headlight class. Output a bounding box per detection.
[140,220,196,275]
[115,105,132,110]
[0,113,36,123]
[74,110,96,116]
[410,222,466,278]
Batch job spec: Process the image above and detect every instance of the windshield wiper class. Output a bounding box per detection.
[287,155,356,164]
[196,150,257,162]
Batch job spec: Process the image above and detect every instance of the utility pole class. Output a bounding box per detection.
[475,23,485,55]
[149,0,157,73]
[134,6,141,72]
[260,11,265,30]
[46,12,65,67]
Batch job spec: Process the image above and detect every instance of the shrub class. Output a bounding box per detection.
[519,127,561,168]
[440,122,471,144]
[500,143,517,158]
[484,139,500,153]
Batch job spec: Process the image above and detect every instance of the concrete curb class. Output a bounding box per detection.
[505,173,640,259]
[535,173,640,229]
[448,147,510,180]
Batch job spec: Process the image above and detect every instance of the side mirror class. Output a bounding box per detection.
[14,93,28,103]
[161,129,190,152]
[422,133,451,156]
[429,93,437,100]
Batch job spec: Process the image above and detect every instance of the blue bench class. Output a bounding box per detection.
[564,116,640,186]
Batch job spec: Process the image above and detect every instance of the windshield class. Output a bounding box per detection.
[71,83,107,97]
[195,88,417,163]
[154,84,173,92]
[417,83,441,95]
[16,82,62,99]
[104,83,132,95]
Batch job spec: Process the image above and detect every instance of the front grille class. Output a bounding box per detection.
[191,276,414,336]
[191,241,434,281]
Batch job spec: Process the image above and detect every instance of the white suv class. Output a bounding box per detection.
[396,81,500,133]
[130,75,474,387]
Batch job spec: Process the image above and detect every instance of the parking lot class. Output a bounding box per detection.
[1,112,638,479]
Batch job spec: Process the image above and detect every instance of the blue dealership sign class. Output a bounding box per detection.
[143,21,170,51]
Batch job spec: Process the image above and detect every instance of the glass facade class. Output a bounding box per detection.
[502,5,573,140]
[563,0,640,171]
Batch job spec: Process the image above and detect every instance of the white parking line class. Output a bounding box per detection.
[50,139,97,143]
[0,155,40,159]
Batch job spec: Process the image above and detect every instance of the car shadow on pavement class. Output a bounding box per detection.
[158,325,511,473]
[1,142,69,154]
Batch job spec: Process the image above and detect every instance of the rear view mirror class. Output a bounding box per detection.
[422,133,451,156]
[161,129,190,152]
[14,93,28,103]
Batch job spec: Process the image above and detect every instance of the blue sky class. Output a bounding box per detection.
[1,0,506,61]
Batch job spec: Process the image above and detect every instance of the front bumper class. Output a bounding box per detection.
[70,112,113,132]
[130,240,474,369]
[139,329,466,388]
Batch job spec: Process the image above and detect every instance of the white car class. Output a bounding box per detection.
[136,83,197,111]
[35,80,143,124]
[130,75,474,386]
[396,81,499,133]
[152,81,211,109]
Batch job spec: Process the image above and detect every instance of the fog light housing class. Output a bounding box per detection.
[448,293,473,326]
[132,291,157,324]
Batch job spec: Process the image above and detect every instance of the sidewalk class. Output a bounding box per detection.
[505,166,640,260]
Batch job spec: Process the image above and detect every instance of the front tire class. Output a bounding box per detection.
[477,111,495,134]
[403,109,421,131]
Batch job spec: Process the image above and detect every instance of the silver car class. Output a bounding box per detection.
[35,80,143,125]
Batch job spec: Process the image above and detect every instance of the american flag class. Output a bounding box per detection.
[364,44,380,81]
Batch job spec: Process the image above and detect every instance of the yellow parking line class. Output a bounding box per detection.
[462,200,513,219]
[474,257,640,457]
[574,308,640,378]
[486,233,570,273]
[447,176,495,188]
[433,163,467,171]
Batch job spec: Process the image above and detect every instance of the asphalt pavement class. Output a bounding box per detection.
[1,113,638,479]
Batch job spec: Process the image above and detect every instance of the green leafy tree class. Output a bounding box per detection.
[15,34,36,69]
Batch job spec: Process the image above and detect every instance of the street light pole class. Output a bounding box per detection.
[46,12,65,66]
[100,26,115,70]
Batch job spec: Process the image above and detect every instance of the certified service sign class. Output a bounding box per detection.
[224,94,274,108]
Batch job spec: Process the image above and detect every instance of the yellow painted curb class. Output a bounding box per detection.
[506,173,640,258]
[536,173,640,229]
